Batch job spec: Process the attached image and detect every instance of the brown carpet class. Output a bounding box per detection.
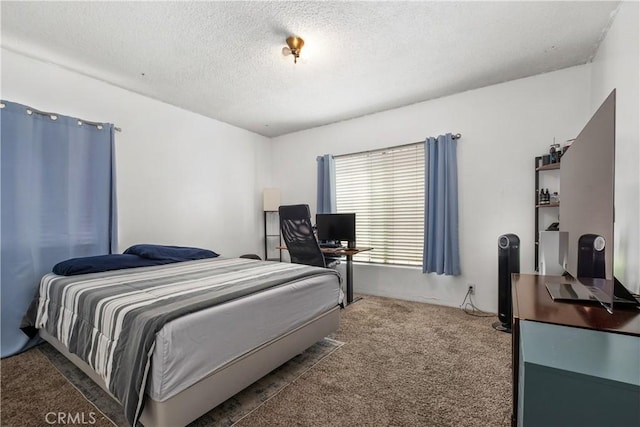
[236,295,512,427]
[1,347,114,427]
[1,295,511,427]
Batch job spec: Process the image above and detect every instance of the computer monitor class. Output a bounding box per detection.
[316,213,356,246]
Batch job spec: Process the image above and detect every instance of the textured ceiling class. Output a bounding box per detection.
[1,1,619,137]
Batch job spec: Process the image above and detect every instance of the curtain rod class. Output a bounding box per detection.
[416,133,462,143]
[1,102,122,132]
[334,133,461,159]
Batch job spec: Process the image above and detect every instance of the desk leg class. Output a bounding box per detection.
[345,255,363,305]
[346,254,353,304]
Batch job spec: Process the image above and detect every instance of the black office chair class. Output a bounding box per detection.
[279,204,340,268]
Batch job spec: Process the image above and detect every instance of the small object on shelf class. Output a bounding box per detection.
[546,222,559,231]
[550,192,559,204]
[539,188,549,205]
[549,142,561,163]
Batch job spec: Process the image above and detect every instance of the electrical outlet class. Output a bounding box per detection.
[468,284,475,295]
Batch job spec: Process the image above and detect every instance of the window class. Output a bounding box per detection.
[335,143,425,265]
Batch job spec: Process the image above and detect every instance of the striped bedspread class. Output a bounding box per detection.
[29,257,340,426]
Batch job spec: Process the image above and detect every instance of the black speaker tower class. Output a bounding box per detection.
[494,234,520,333]
[577,234,606,279]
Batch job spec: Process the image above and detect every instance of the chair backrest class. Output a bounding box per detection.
[279,204,326,268]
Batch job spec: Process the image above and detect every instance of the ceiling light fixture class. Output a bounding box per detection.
[282,36,304,64]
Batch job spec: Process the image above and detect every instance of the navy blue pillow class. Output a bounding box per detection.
[123,244,219,262]
[53,254,173,276]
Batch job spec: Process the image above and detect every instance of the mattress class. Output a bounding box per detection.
[148,272,341,401]
[26,257,342,426]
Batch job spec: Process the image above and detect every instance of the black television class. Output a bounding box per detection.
[316,213,356,247]
[560,90,615,281]
[559,89,638,311]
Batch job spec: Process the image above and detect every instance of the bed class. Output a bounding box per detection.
[24,257,342,427]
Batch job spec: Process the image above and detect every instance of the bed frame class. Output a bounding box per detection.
[40,305,340,427]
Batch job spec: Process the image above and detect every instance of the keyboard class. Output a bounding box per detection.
[319,242,344,249]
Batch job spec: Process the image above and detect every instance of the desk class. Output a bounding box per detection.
[322,247,372,305]
[277,246,373,305]
[511,274,640,427]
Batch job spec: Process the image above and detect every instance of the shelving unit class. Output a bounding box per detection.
[534,157,560,271]
[264,211,282,261]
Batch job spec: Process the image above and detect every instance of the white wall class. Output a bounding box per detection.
[271,66,591,311]
[6,13,632,309]
[1,48,272,257]
[589,1,640,293]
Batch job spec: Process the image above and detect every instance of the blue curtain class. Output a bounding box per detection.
[1,100,117,357]
[423,133,460,275]
[316,154,336,214]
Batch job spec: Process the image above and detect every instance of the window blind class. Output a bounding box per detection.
[335,143,425,265]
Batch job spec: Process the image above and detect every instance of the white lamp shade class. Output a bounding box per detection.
[263,188,281,211]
